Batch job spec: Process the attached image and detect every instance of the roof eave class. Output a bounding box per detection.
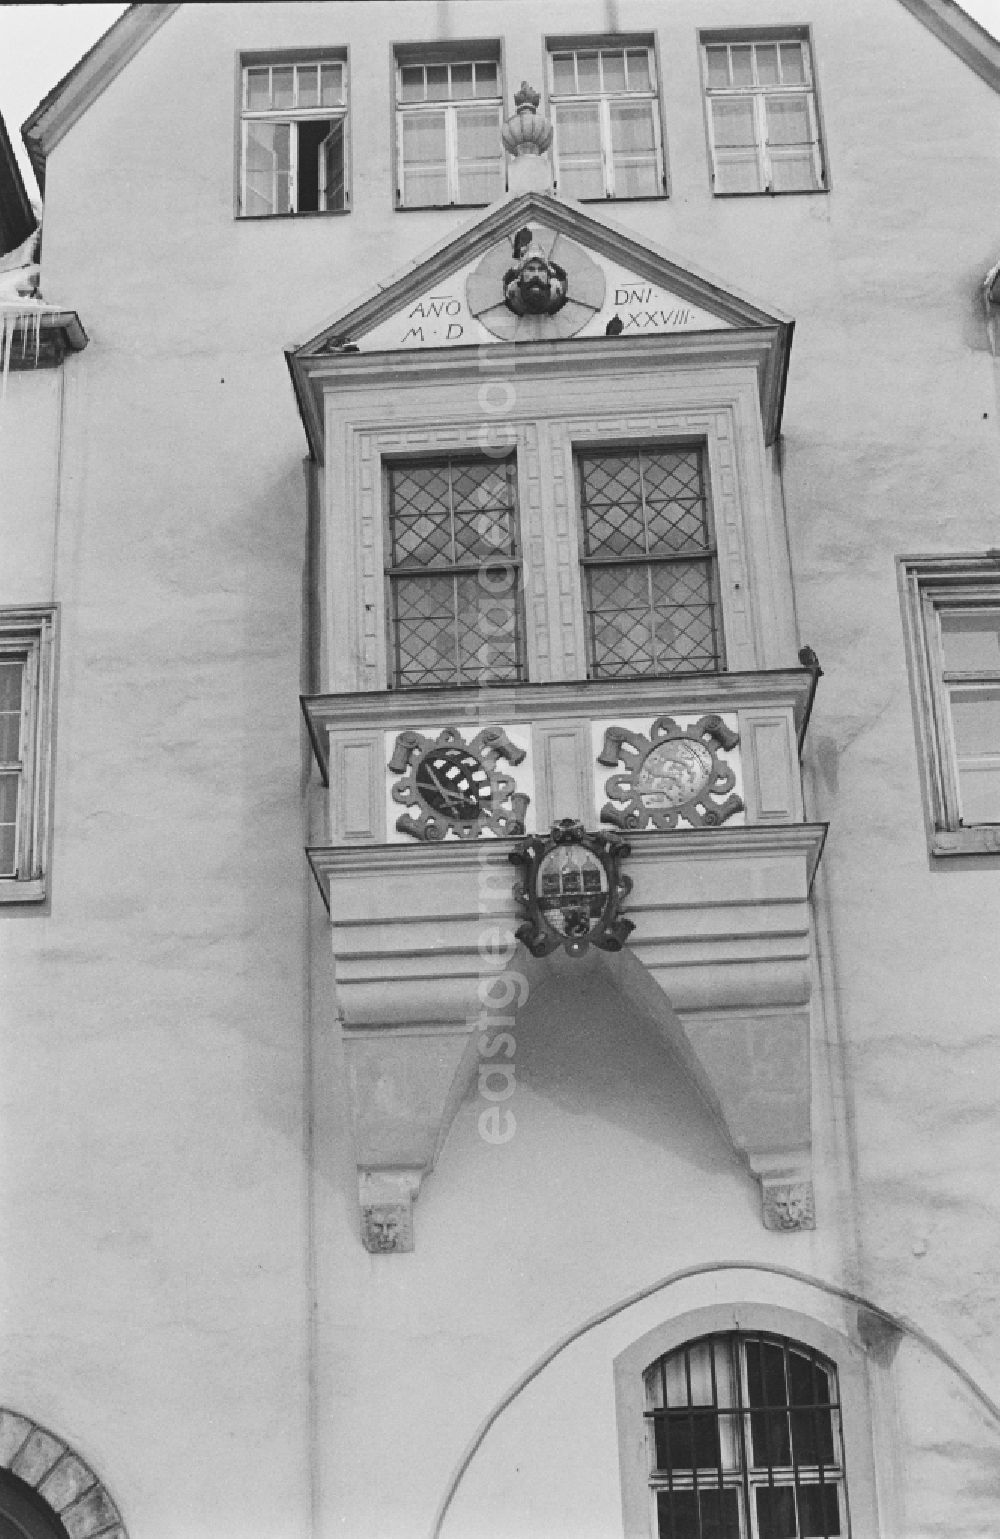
[896,0,1000,92]
[21,2,180,192]
[0,110,36,249]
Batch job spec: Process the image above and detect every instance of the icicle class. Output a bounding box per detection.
[0,301,62,403]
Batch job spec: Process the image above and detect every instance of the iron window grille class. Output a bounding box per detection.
[644,1332,849,1539]
[900,557,1000,854]
[240,58,348,216]
[395,55,504,208]
[548,43,665,200]
[577,447,724,681]
[702,36,825,195]
[385,456,525,689]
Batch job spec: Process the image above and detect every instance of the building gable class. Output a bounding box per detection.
[287,190,794,457]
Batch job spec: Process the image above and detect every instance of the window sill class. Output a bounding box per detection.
[0,877,46,904]
[931,826,1000,857]
[236,208,351,221]
[712,187,829,198]
[561,193,669,204]
[394,201,494,212]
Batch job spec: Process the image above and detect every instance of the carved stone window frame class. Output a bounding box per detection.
[613,1305,882,1539]
[320,350,796,695]
[899,553,1000,857]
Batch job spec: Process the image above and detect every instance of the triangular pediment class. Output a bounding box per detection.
[290,191,787,358]
[287,191,794,456]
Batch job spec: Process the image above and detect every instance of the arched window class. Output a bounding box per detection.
[643,1332,848,1539]
[0,1471,70,1539]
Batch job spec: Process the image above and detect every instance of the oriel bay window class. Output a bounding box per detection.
[577,446,724,680]
[645,1333,849,1539]
[548,42,665,200]
[240,56,348,215]
[702,34,826,195]
[385,456,525,688]
[395,51,504,207]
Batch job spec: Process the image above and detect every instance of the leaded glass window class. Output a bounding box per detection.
[577,447,723,680]
[549,44,665,200]
[385,456,524,688]
[240,58,347,216]
[645,1333,849,1539]
[395,55,504,207]
[702,36,826,195]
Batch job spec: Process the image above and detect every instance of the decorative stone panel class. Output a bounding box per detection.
[0,1409,126,1537]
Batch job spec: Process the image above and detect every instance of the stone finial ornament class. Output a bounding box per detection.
[501,81,554,157]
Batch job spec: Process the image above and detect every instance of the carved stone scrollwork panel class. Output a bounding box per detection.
[598,713,744,831]
[389,725,530,841]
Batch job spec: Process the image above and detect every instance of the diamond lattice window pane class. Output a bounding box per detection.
[651,561,720,671]
[387,458,522,686]
[391,513,453,568]
[456,572,522,683]
[391,464,452,518]
[580,448,721,679]
[391,575,458,686]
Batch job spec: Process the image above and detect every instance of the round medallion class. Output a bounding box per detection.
[414,747,492,821]
[536,843,609,939]
[636,738,715,810]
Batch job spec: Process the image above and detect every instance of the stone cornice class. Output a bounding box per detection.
[306,822,827,912]
[302,669,816,786]
[290,323,791,461]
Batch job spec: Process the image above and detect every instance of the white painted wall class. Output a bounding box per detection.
[2,2,999,1535]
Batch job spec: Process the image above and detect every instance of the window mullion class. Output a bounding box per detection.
[734,1338,754,1539]
[756,94,770,192]
[931,604,965,824]
[445,106,458,204]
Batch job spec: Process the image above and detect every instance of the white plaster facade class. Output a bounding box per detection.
[1,3,1000,1536]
